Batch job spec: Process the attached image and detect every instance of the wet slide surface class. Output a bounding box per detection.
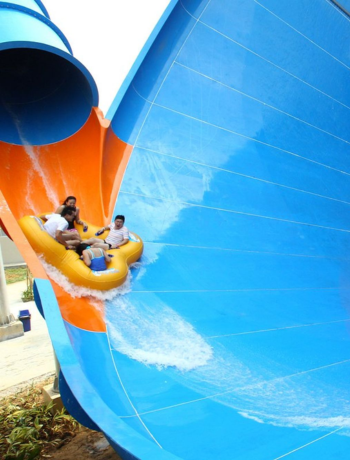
[2,0,350,459]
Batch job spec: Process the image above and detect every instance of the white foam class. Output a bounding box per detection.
[237,412,350,435]
[39,257,131,301]
[238,412,265,424]
[106,296,213,372]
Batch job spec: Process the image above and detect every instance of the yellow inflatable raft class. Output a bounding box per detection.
[18,215,143,291]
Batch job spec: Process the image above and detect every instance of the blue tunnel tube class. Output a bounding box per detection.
[0,1,98,145]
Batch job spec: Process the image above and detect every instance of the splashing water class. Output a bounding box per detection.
[40,255,213,372]
[106,296,213,372]
[39,257,132,301]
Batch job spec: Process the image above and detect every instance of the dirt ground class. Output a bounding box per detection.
[47,428,122,460]
[1,377,123,460]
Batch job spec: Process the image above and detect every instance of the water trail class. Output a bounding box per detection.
[41,254,213,373]
[106,295,213,372]
[7,105,59,209]
[162,340,350,435]
[23,144,59,209]
[40,253,350,435]
[105,249,213,372]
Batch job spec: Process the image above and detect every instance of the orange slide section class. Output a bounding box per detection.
[0,108,133,332]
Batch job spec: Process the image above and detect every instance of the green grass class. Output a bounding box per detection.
[5,267,28,285]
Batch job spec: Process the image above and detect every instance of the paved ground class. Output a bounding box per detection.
[0,280,56,397]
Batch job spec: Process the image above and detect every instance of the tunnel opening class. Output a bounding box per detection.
[0,47,95,145]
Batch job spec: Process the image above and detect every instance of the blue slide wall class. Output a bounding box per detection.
[103,0,350,458]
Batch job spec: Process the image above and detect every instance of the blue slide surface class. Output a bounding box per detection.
[105,0,350,457]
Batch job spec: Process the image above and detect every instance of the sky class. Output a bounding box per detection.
[43,0,171,116]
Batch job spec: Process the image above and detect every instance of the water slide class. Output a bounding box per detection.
[1,0,350,458]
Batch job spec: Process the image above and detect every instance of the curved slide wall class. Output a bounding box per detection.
[2,0,350,459]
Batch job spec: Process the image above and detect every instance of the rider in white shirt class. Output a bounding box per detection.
[40,206,80,249]
[83,215,129,250]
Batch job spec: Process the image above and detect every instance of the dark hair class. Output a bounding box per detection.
[76,243,90,256]
[114,215,125,222]
[61,206,76,217]
[62,196,76,205]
